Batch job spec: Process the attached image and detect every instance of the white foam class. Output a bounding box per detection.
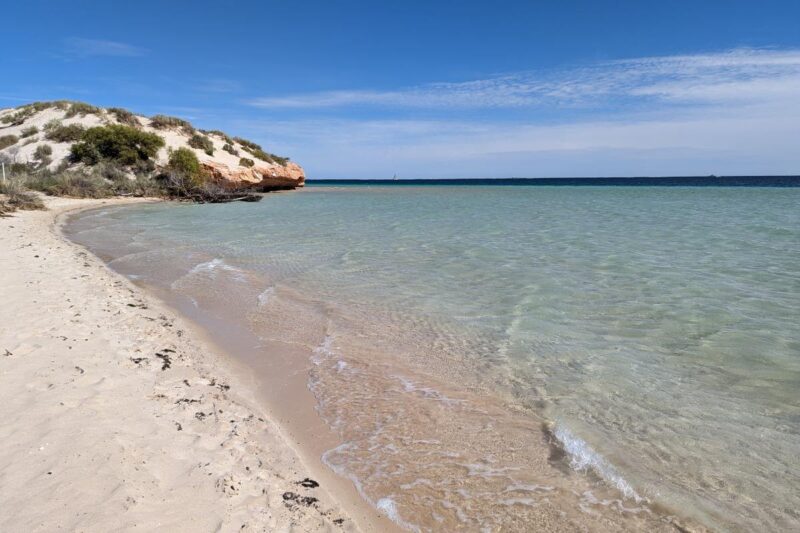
[391,375,465,406]
[186,258,246,281]
[322,444,421,532]
[256,286,274,306]
[552,423,643,502]
[311,335,335,365]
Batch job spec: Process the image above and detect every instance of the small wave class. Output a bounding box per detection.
[552,423,642,502]
[322,444,421,532]
[257,286,274,306]
[186,258,246,281]
[391,375,465,406]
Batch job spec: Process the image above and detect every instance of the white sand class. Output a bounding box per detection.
[0,197,360,532]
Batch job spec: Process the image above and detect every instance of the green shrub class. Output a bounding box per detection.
[149,114,195,134]
[0,109,32,125]
[20,125,38,138]
[187,133,214,155]
[43,119,61,131]
[168,147,201,179]
[239,157,255,168]
[70,124,165,166]
[34,144,53,159]
[25,171,113,198]
[222,143,239,156]
[0,177,45,211]
[65,101,100,118]
[107,107,139,127]
[45,123,86,143]
[0,135,19,150]
[202,129,233,144]
[232,136,289,165]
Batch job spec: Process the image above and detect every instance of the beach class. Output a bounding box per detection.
[60,184,799,532]
[0,196,389,532]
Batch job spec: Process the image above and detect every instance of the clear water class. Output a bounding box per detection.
[66,185,800,532]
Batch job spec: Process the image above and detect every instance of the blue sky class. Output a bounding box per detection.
[2,0,800,178]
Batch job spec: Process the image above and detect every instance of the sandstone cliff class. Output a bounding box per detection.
[0,102,304,191]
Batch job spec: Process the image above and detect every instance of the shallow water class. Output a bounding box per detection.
[66,185,800,532]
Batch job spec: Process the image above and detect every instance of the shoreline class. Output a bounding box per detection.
[0,196,393,532]
[58,199,714,533]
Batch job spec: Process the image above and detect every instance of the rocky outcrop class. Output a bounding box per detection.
[202,161,305,191]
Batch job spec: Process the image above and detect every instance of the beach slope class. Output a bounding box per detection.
[0,197,350,532]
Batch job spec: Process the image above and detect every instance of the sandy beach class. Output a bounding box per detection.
[0,197,376,532]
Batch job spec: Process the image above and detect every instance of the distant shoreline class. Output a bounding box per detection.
[309,175,800,187]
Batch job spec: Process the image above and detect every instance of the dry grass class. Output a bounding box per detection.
[0,178,46,215]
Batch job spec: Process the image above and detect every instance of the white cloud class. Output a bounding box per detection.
[64,38,147,58]
[247,48,800,110]
[235,48,800,177]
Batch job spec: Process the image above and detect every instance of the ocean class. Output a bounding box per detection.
[66,181,800,532]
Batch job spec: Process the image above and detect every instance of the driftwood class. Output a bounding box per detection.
[184,191,263,204]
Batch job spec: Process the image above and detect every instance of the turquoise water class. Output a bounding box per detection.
[67,185,800,532]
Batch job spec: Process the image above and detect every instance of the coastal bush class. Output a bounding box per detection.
[0,109,31,126]
[21,126,38,138]
[222,143,239,156]
[187,133,214,155]
[0,176,46,211]
[232,136,289,166]
[65,101,101,118]
[107,107,139,127]
[34,144,53,159]
[33,144,53,167]
[70,125,165,166]
[149,114,195,134]
[43,119,61,131]
[239,157,255,168]
[0,135,19,150]
[45,123,86,143]
[202,130,233,144]
[167,147,201,180]
[24,170,114,198]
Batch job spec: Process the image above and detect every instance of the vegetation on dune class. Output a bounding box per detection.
[65,101,101,118]
[33,144,53,168]
[0,102,298,212]
[107,107,139,127]
[70,124,165,166]
[34,144,53,159]
[0,135,19,150]
[20,126,38,138]
[201,129,233,144]
[149,114,195,134]
[0,176,46,216]
[0,101,77,126]
[167,147,201,183]
[187,133,214,155]
[1,108,34,126]
[232,136,290,166]
[45,123,86,143]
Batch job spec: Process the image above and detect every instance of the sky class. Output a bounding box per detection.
[2,0,800,178]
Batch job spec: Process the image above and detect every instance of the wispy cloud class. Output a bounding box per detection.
[247,48,800,110]
[64,37,147,58]
[235,48,800,178]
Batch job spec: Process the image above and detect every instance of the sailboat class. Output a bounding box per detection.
[392,173,399,181]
